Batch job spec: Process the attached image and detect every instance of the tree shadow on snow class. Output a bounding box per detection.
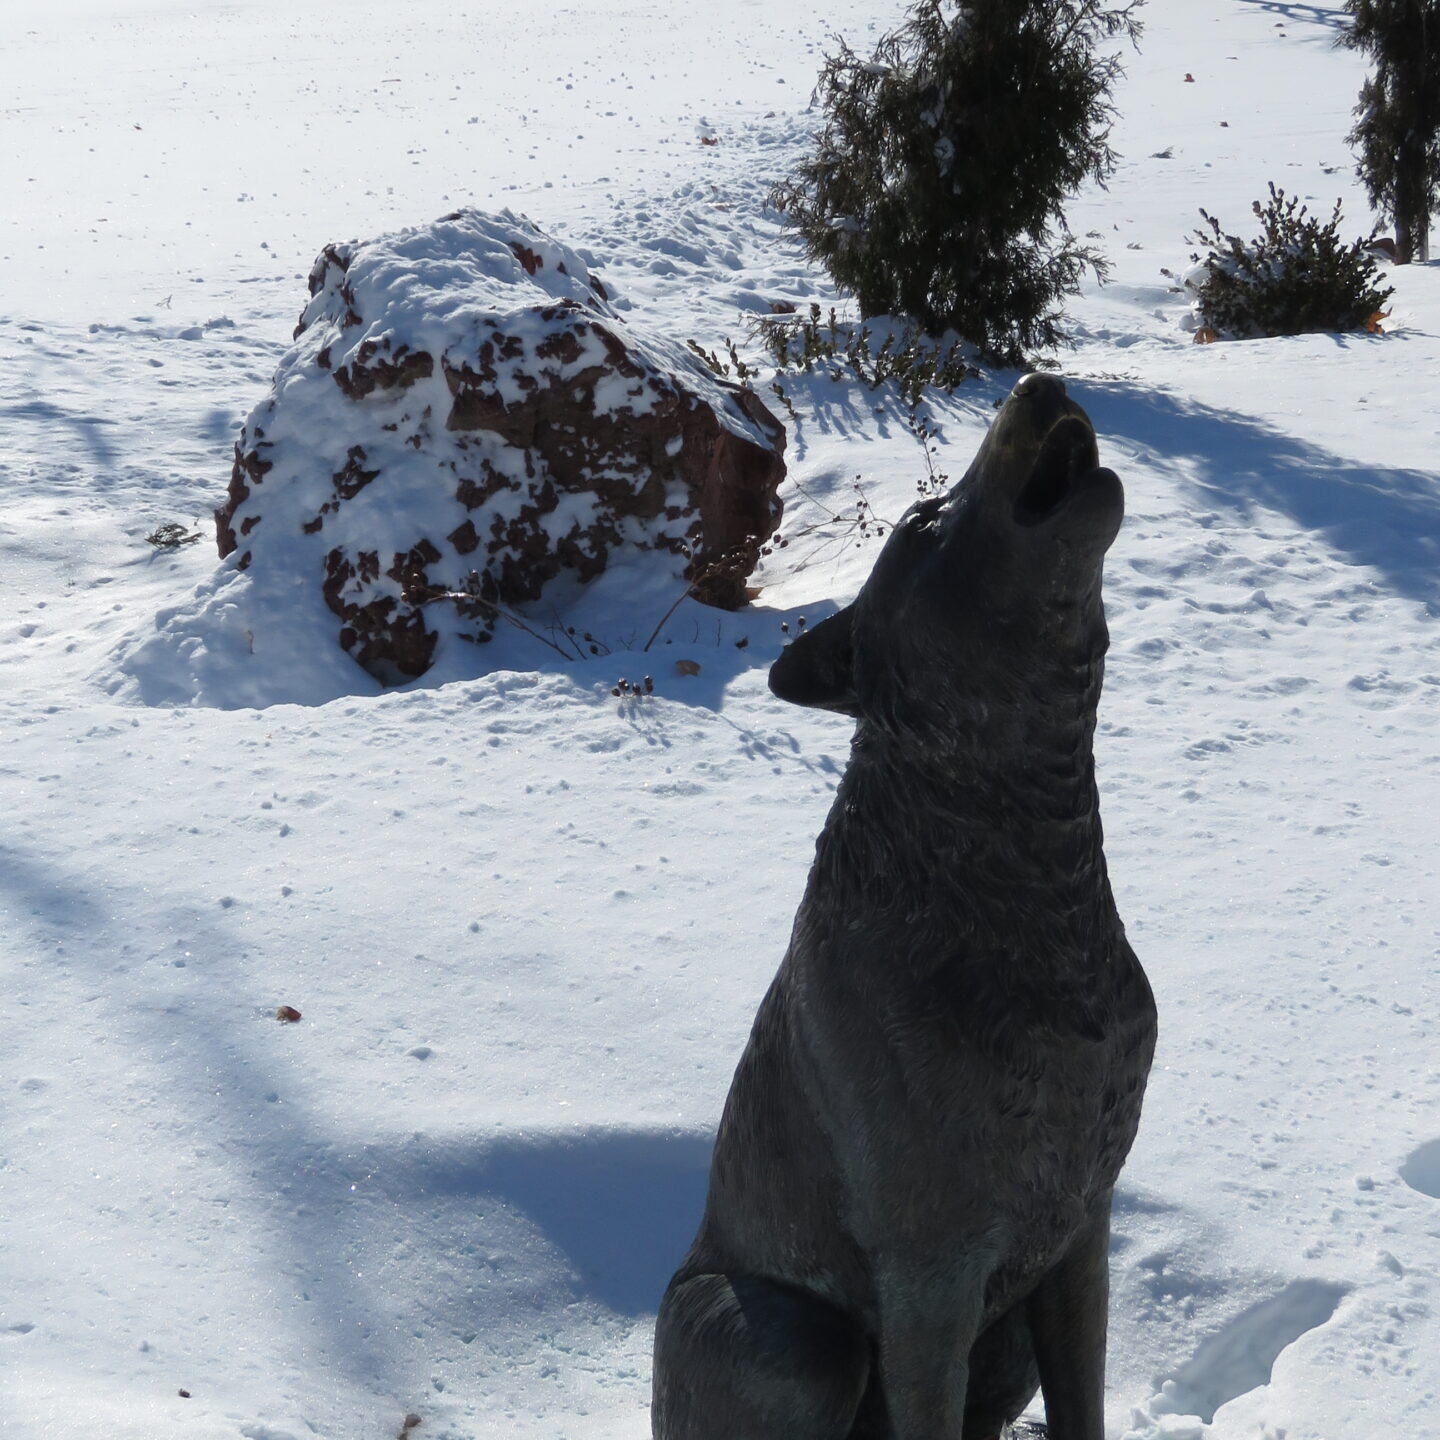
[0,843,112,935]
[1076,379,1440,605]
[768,368,997,465]
[0,844,420,1395]
[0,398,122,475]
[1229,0,1348,30]
[1,834,717,1337]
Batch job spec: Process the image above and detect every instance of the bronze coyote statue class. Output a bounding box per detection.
[653,374,1156,1440]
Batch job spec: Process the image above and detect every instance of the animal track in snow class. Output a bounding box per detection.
[1400,1139,1440,1199]
[1155,1279,1348,1423]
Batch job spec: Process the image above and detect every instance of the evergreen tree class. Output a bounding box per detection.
[1339,0,1440,263]
[770,0,1143,366]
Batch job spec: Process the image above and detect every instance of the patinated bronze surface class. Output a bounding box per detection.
[653,374,1157,1440]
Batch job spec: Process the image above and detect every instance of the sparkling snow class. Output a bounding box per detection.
[1,2,1437,1438]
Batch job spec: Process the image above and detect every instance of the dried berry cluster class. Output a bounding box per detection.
[751,304,977,405]
[612,676,656,698]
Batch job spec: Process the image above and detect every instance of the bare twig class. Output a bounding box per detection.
[642,584,697,653]
[414,586,576,661]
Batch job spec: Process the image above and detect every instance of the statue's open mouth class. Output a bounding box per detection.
[1013,415,1100,527]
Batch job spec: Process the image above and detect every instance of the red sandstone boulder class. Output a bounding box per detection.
[215,209,786,684]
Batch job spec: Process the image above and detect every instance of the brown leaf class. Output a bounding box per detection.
[1365,310,1391,334]
[675,659,702,677]
[276,1005,303,1023]
[1193,326,1219,345]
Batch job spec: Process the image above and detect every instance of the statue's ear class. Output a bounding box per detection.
[768,605,859,715]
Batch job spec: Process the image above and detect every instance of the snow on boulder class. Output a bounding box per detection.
[214,208,786,684]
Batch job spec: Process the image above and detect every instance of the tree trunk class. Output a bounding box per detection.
[1393,119,1428,264]
[1396,213,1414,265]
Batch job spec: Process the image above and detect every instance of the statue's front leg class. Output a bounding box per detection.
[1025,1194,1114,1440]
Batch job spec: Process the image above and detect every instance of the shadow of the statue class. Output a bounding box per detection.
[394,1126,715,1317]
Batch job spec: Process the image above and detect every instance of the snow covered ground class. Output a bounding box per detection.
[2,1,1437,1437]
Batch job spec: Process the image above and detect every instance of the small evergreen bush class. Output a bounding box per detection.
[1176,185,1394,340]
[770,0,1143,367]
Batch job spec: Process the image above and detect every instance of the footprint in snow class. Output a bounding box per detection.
[1149,1278,1348,1423]
[1399,1138,1440,1199]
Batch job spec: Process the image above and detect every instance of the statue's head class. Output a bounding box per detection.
[770,374,1123,751]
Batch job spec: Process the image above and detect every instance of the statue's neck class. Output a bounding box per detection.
[806,676,1109,927]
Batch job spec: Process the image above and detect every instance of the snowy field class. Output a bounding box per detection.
[2,1,1438,1437]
